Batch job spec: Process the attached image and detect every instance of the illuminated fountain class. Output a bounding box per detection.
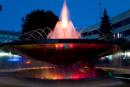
[0,0,122,80]
[47,0,81,39]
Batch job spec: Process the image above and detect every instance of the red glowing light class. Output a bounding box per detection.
[59,44,64,48]
[55,44,64,49]
[69,44,74,48]
[25,61,32,64]
[71,74,81,80]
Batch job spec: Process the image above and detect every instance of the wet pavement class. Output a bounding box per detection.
[0,77,129,87]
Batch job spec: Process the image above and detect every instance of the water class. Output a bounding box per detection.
[47,0,81,39]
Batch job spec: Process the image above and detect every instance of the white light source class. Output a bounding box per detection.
[0,51,21,58]
[106,55,113,61]
[124,51,130,57]
[0,52,11,57]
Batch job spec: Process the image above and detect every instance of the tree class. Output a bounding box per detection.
[21,10,59,39]
[99,9,113,41]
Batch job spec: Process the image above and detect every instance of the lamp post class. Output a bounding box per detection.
[98,0,102,19]
[0,5,2,11]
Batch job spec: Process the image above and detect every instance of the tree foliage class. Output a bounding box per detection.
[21,10,59,38]
[99,9,113,40]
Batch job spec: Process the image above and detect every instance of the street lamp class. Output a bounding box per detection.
[0,5,2,11]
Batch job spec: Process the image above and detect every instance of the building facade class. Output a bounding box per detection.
[82,10,130,41]
[0,30,20,43]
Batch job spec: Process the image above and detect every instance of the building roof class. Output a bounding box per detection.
[0,30,20,36]
[82,10,130,33]
[111,10,130,24]
[81,24,100,33]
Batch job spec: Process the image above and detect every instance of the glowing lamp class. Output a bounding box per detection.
[8,58,21,62]
[124,51,130,57]
[69,44,74,48]
[59,44,64,48]
[71,74,80,80]
[25,61,32,64]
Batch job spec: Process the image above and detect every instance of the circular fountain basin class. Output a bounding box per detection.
[0,39,122,66]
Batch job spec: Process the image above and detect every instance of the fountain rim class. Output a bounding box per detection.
[0,39,126,46]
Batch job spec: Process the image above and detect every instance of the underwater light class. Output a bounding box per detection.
[8,58,21,62]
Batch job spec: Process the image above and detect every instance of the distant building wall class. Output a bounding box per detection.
[0,30,20,43]
[82,10,130,41]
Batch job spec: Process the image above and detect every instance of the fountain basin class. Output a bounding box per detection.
[0,39,121,66]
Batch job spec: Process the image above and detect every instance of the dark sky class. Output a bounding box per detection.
[0,0,130,32]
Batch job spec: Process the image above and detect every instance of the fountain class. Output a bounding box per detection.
[0,0,122,80]
[47,0,80,39]
[4,0,118,66]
